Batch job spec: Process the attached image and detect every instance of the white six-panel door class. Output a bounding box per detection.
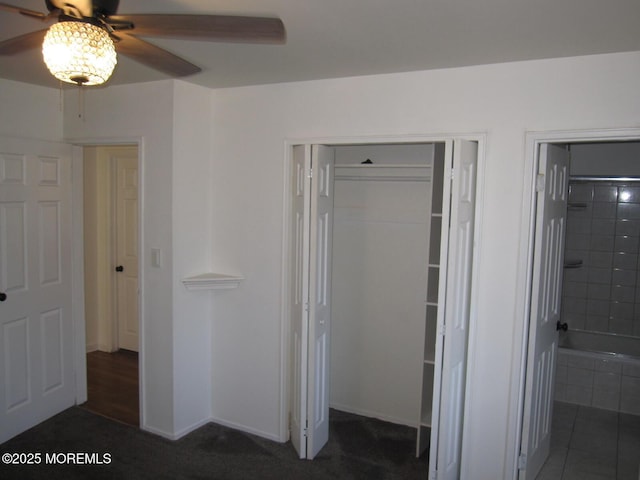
[519,144,570,479]
[0,137,76,443]
[114,147,139,352]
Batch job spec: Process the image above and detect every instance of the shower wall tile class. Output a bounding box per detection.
[562,180,640,338]
[610,301,634,319]
[566,356,595,370]
[623,364,640,378]
[619,186,640,202]
[595,359,622,374]
[614,252,638,269]
[614,235,639,253]
[589,251,613,268]
[587,299,610,316]
[594,185,618,202]
[592,202,617,218]
[565,233,591,251]
[618,203,640,219]
[609,319,632,335]
[567,218,592,234]
[616,219,640,236]
[587,283,610,300]
[611,285,635,303]
[589,235,615,252]
[587,268,611,284]
[563,281,587,298]
[586,315,609,332]
[563,297,587,314]
[569,184,594,201]
[592,218,615,233]
[612,269,636,286]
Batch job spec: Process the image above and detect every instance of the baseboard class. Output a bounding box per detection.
[329,402,415,428]
[142,417,283,443]
[86,343,98,353]
[209,416,283,443]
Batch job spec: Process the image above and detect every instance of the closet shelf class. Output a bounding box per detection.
[335,164,432,182]
[182,273,244,290]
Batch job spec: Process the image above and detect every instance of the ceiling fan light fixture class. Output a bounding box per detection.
[42,21,117,86]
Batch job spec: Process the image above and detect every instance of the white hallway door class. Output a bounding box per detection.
[113,147,139,352]
[0,137,76,443]
[290,144,334,459]
[519,144,570,479]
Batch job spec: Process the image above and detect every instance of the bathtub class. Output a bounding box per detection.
[555,329,640,415]
[559,329,640,359]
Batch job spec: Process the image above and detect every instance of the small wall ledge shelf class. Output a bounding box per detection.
[182,273,244,290]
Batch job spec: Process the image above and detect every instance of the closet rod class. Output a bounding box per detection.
[334,175,430,182]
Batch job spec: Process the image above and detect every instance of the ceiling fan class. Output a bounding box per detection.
[0,0,285,85]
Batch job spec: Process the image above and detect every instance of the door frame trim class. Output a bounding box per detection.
[513,127,640,479]
[279,132,486,453]
[70,136,144,426]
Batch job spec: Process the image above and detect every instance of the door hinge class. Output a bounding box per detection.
[303,420,308,437]
[536,174,545,192]
[307,168,313,179]
[518,453,527,470]
[304,302,310,312]
[438,324,446,336]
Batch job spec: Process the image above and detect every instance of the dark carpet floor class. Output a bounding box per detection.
[0,408,429,479]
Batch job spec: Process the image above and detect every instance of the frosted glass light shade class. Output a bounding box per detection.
[42,21,117,86]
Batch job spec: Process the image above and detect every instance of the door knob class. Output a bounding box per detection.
[115,265,124,272]
[556,321,568,332]
[0,292,6,302]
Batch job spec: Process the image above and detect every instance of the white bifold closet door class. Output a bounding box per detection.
[429,139,478,480]
[290,144,334,459]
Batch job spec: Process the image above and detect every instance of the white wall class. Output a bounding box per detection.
[208,51,640,479]
[171,81,214,436]
[0,79,62,140]
[64,80,177,437]
[63,80,213,438]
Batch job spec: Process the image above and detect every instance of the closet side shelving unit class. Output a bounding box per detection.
[416,144,446,457]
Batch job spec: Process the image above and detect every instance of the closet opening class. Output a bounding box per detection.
[286,137,480,479]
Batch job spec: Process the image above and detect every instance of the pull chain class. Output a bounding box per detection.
[77,83,85,121]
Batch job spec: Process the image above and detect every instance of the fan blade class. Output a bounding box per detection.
[115,34,201,77]
[109,14,285,44]
[0,29,47,55]
[0,2,48,20]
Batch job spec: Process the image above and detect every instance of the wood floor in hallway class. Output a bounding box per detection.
[80,350,139,427]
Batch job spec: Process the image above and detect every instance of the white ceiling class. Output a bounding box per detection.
[1,0,639,89]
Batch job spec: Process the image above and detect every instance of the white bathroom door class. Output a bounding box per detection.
[290,144,334,459]
[114,147,139,352]
[519,144,570,479]
[429,139,478,480]
[0,136,76,443]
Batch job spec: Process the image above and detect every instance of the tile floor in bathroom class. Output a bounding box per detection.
[535,401,640,480]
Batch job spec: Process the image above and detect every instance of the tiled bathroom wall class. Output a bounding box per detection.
[555,351,640,415]
[562,181,640,337]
